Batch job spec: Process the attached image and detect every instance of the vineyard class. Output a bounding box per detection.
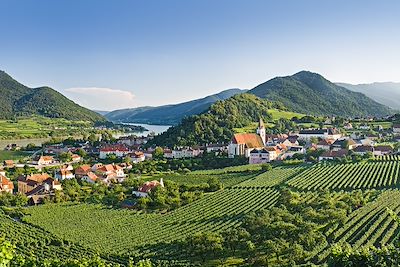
[0,212,122,265]
[286,160,400,191]
[233,166,305,188]
[315,190,400,262]
[11,158,400,265]
[23,188,280,256]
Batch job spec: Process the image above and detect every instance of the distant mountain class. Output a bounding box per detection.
[0,71,106,122]
[105,88,246,125]
[93,110,110,116]
[248,71,392,117]
[337,82,400,110]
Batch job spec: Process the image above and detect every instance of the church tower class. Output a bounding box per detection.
[256,118,266,146]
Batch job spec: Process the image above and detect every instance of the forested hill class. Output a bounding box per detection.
[248,71,392,117]
[105,88,246,125]
[148,93,285,147]
[0,71,106,122]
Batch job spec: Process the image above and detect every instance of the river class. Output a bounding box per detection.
[0,124,171,149]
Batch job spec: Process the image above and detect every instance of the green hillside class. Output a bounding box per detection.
[106,88,246,125]
[148,93,285,147]
[249,71,392,117]
[0,70,106,122]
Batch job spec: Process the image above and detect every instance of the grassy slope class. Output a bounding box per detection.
[0,150,30,161]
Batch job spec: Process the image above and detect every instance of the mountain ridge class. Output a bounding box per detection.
[248,71,392,117]
[105,88,247,125]
[337,82,400,110]
[0,70,106,122]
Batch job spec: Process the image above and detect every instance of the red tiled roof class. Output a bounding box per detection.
[138,181,161,193]
[0,175,14,191]
[100,145,129,152]
[232,133,264,148]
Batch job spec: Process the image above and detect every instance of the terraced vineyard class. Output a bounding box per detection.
[286,160,400,191]
[233,166,305,188]
[0,212,122,264]
[315,190,400,262]
[24,188,280,255]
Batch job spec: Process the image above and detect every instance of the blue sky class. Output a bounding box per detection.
[1,0,400,110]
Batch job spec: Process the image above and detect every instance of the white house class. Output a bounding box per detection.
[55,169,75,180]
[129,151,146,164]
[81,172,99,184]
[99,145,130,159]
[249,149,270,164]
[298,128,341,141]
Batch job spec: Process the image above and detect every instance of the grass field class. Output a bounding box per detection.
[267,109,305,120]
[0,150,30,161]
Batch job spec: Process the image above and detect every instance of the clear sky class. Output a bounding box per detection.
[1,0,400,110]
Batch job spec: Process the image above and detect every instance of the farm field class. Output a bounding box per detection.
[286,158,400,191]
[144,172,259,188]
[0,116,92,139]
[23,188,280,256]
[0,212,120,264]
[0,150,30,161]
[11,159,400,265]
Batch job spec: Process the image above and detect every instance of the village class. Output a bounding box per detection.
[1,117,400,206]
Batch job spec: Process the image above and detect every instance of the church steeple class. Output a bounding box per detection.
[256,118,266,146]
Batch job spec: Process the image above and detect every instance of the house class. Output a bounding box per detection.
[249,149,270,164]
[316,139,334,150]
[163,147,203,159]
[373,145,393,156]
[129,151,146,164]
[331,138,358,151]
[360,138,376,146]
[55,169,75,181]
[353,145,374,156]
[81,172,99,184]
[3,160,14,168]
[25,178,62,205]
[206,144,227,154]
[298,128,341,141]
[96,164,126,183]
[265,134,288,146]
[393,124,400,133]
[71,154,81,162]
[18,173,62,195]
[133,179,164,198]
[36,156,54,165]
[318,149,348,161]
[75,165,91,178]
[283,146,306,159]
[0,174,14,194]
[343,123,353,130]
[99,144,130,159]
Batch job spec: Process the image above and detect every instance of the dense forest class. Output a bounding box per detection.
[148,93,285,147]
[249,71,392,117]
[0,71,105,122]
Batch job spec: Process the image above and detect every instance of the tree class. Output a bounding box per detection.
[187,232,223,262]
[0,237,14,266]
[261,163,272,171]
[59,152,72,163]
[152,147,164,160]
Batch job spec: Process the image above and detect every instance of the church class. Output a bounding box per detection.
[228,118,267,158]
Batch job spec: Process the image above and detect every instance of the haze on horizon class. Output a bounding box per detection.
[1,0,400,111]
